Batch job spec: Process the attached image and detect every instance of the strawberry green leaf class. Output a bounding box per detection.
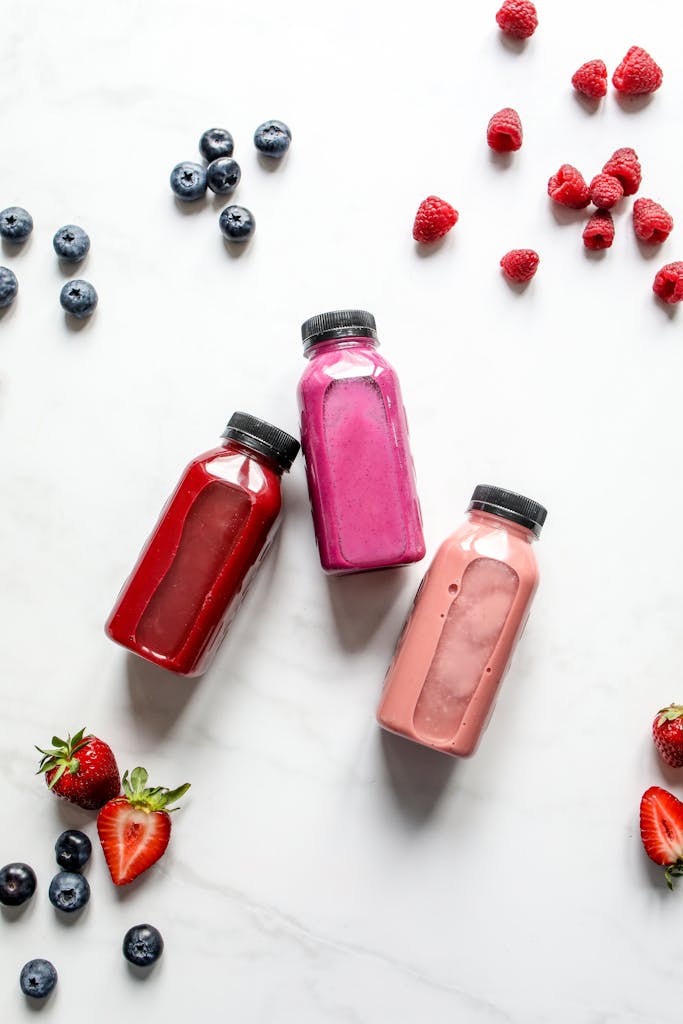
[47,763,68,790]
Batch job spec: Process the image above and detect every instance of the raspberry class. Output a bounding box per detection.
[500,249,540,283]
[486,108,523,152]
[495,0,538,39]
[589,174,624,210]
[412,196,459,244]
[613,46,663,96]
[582,210,614,251]
[571,60,608,99]
[653,263,683,304]
[602,148,641,197]
[547,165,590,209]
[633,198,674,244]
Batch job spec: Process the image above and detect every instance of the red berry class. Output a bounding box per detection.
[653,704,683,767]
[633,198,674,244]
[412,196,458,244]
[640,787,683,889]
[547,165,590,209]
[500,249,539,283]
[602,148,641,197]
[613,46,663,96]
[571,59,608,98]
[486,108,523,153]
[589,174,624,210]
[97,768,190,886]
[495,0,538,39]
[582,210,614,251]
[653,262,683,305]
[36,728,120,811]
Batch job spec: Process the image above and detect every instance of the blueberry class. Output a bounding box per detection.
[0,206,33,242]
[0,266,18,309]
[55,829,92,871]
[219,205,255,243]
[123,923,164,967]
[48,870,90,912]
[0,862,37,906]
[253,120,291,159]
[53,224,90,262]
[60,279,98,319]
[20,959,58,999]
[200,128,234,163]
[170,161,207,201]
[207,157,241,195]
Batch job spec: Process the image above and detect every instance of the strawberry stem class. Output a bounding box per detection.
[121,768,190,813]
[657,704,683,727]
[35,728,92,780]
[664,860,683,890]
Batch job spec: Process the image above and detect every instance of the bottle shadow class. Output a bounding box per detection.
[379,729,455,824]
[126,655,203,741]
[325,566,408,651]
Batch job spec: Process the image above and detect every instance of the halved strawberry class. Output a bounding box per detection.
[36,728,120,810]
[640,786,683,889]
[97,767,190,886]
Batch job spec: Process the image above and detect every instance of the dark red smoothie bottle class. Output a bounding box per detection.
[105,412,300,677]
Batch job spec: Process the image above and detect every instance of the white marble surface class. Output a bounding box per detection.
[1,1,683,1020]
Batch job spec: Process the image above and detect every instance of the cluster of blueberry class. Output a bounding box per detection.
[0,832,162,1000]
[170,120,291,244]
[0,208,98,319]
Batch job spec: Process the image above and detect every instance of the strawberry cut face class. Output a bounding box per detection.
[96,768,189,887]
[640,787,683,889]
[98,799,171,886]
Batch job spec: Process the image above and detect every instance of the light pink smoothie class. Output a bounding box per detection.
[298,310,425,574]
[377,486,546,757]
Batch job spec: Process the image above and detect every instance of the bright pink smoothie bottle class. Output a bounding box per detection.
[297,309,425,574]
[377,485,547,756]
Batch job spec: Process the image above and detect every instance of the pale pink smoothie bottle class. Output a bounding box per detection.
[297,309,425,574]
[377,485,547,756]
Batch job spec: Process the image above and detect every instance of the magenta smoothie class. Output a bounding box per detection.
[297,310,425,574]
[377,485,546,756]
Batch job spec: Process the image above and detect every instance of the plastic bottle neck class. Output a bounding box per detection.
[220,437,285,475]
[468,509,537,542]
[305,335,379,360]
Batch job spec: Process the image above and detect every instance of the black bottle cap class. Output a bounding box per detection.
[467,484,547,538]
[300,309,377,351]
[221,412,300,472]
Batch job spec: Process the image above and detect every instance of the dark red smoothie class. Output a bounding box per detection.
[106,412,300,677]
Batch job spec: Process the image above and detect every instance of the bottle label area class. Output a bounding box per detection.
[412,557,519,742]
[135,481,252,658]
[322,377,407,564]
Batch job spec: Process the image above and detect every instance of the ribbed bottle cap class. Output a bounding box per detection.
[221,412,300,472]
[467,484,547,538]
[300,309,377,351]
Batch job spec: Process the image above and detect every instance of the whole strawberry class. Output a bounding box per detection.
[640,786,683,889]
[653,704,683,767]
[412,196,458,244]
[36,728,120,810]
[97,768,190,886]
